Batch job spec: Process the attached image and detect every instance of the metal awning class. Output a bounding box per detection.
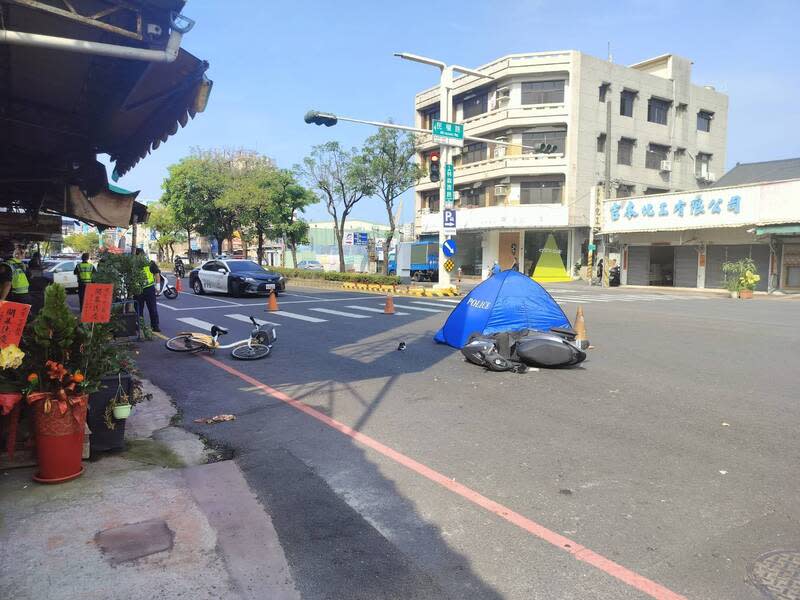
[0,0,211,216]
[755,224,800,236]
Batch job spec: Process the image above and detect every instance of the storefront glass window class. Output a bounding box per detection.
[523,230,569,277]
[455,232,483,276]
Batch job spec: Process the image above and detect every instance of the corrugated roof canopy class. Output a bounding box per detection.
[713,158,800,188]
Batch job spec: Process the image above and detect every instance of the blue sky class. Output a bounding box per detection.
[110,0,800,224]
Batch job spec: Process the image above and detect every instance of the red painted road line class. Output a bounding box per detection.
[203,355,687,600]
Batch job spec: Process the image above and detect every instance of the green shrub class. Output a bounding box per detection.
[270,267,400,286]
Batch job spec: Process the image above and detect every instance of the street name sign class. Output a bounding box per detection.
[432,119,464,148]
[444,163,454,204]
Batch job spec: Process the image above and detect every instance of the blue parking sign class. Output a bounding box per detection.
[443,209,456,234]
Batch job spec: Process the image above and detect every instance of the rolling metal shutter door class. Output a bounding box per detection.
[706,245,770,291]
[626,246,650,285]
[674,246,698,288]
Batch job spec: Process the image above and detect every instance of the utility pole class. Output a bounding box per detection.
[394,53,493,289]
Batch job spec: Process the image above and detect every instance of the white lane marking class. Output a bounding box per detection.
[309,308,370,319]
[391,303,444,313]
[280,292,325,299]
[176,317,216,331]
[438,298,461,304]
[345,305,409,315]
[225,314,281,327]
[272,310,327,323]
[277,296,390,305]
[157,302,179,311]
[411,301,457,308]
[192,294,242,306]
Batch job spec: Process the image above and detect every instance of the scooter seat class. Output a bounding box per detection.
[211,325,228,336]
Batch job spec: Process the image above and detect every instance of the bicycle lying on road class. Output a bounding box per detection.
[164,316,276,360]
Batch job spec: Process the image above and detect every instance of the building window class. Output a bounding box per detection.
[599,83,610,102]
[695,152,712,179]
[521,80,565,104]
[423,192,439,213]
[597,133,606,153]
[462,92,488,120]
[616,184,635,198]
[522,127,567,154]
[620,90,636,117]
[697,110,713,132]
[461,142,487,165]
[617,138,635,166]
[647,97,671,125]
[457,186,484,208]
[422,106,440,130]
[520,181,563,205]
[645,143,670,170]
[644,187,668,195]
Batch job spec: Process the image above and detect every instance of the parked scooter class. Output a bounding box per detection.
[156,273,178,300]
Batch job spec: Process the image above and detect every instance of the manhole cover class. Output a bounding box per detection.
[750,550,800,600]
[95,519,174,565]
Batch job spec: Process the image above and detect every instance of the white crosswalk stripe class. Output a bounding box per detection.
[271,310,327,323]
[310,307,370,319]
[411,301,456,308]
[437,298,461,304]
[225,314,281,327]
[177,317,216,331]
[391,303,444,313]
[346,305,410,316]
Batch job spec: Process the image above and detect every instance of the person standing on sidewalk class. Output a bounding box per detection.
[0,242,31,305]
[74,253,95,311]
[135,248,160,332]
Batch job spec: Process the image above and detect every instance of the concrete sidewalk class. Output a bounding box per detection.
[0,380,298,600]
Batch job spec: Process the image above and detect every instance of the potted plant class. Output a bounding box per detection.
[22,284,91,483]
[0,344,27,459]
[94,251,148,337]
[722,258,760,299]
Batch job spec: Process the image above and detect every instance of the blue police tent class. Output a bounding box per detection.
[434,270,571,348]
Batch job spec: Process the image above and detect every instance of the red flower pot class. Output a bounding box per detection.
[30,393,87,483]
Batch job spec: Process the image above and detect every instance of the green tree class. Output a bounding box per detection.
[362,127,424,273]
[146,202,185,261]
[63,231,99,254]
[265,170,315,268]
[298,142,373,272]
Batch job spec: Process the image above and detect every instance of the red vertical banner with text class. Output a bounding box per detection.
[0,301,31,348]
[81,284,114,324]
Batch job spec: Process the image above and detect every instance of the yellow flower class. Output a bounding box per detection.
[0,344,25,370]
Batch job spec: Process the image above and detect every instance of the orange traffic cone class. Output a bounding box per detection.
[574,306,589,350]
[267,291,279,312]
[175,277,182,293]
[384,294,395,315]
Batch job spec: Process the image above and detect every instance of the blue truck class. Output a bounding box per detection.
[388,241,439,282]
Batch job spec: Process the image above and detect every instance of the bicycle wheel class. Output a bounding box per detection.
[231,343,271,360]
[165,334,206,353]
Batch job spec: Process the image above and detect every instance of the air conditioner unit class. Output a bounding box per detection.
[453,191,461,200]
[451,146,461,156]
[660,160,673,172]
[494,184,510,196]
[494,87,511,106]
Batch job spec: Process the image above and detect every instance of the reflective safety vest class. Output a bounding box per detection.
[77,262,93,283]
[6,259,29,295]
[142,264,155,288]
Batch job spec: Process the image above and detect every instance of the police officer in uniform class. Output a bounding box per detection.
[134,248,160,332]
[73,253,95,311]
[0,242,31,305]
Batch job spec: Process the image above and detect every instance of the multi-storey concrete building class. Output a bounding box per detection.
[413,51,728,280]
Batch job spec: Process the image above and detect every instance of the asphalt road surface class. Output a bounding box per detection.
[136,281,800,600]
